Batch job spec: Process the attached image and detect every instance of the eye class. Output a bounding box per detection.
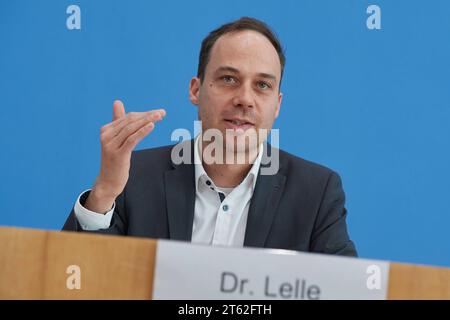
[221,75,237,84]
[257,81,271,90]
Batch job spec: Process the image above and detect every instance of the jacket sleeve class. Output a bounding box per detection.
[62,189,128,236]
[309,171,358,257]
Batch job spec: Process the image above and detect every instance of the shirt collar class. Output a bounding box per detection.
[194,133,263,192]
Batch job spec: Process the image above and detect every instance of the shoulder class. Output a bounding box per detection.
[129,143,177,174]
[131,144,174,161]
[276,147,342,187]
[129,139,194,174]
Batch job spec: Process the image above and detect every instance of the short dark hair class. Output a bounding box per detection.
[197,17,286,87]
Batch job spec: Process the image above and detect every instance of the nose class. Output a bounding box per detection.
[232,82,254,109]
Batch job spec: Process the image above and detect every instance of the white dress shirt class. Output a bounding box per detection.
[74,134,263,247]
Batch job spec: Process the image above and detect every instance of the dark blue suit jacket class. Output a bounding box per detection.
[63,140,357,257]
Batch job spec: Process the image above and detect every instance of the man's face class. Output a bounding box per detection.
[189,30,282,155]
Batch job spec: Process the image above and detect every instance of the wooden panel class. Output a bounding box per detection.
[2,227,450,299]
[388,263,450,299]
[0,227,156,299]
[0,227,47,299]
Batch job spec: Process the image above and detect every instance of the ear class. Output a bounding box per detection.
[274,92,283,118]
[189,77,201,105]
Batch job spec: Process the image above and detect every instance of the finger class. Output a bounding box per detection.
[108,113,162,148]
[101,109,164,142]
[113,100,126,121]
[157,108,166,117]
[120,122,155,152]
[108,111,163,143]
[108,109,166,131]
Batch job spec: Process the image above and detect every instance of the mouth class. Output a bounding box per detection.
[223,118,255,132]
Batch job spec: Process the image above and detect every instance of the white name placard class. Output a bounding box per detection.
[153,240,389,300]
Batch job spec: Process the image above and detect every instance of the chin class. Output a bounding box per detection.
[224,132,260,153]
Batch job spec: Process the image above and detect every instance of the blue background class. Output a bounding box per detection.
[1,0,449,267]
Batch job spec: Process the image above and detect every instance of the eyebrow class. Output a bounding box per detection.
[214,66,277,82]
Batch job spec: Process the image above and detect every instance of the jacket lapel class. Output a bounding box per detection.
[244,144,286,247]
[164,140,196,241]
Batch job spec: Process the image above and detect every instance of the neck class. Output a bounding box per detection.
[200,141,259,188]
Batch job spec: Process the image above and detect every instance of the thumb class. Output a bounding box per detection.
[113,100,126,121]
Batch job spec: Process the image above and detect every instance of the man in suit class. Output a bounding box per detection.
[63,17,357,257]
